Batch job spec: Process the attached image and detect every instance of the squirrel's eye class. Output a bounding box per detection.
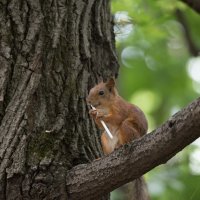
[98,90,104,96]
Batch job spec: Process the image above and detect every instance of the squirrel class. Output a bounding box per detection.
[87,77,148,155]
[87,78,150,200]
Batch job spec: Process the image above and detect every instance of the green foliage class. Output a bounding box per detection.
[111,0,200,199]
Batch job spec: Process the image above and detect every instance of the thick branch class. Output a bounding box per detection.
[66,97,200,200]
[180,0,200,14]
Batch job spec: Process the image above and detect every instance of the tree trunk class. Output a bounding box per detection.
[0,0,118,199]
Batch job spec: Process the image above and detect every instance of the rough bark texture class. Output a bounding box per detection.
[0,0,118,199]
[66,97,200,199]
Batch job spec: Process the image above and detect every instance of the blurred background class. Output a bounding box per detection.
[111,0,200,199]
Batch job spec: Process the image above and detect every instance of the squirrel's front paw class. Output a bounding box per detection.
[89,109,105,120]
[96,111,105,119]
[89,109,98,118]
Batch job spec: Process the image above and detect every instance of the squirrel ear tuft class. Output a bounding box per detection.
[106,77,115,89]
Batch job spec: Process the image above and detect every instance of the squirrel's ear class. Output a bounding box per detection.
[106,77,115,89]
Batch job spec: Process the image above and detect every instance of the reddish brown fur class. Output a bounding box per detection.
[87,78,148,155]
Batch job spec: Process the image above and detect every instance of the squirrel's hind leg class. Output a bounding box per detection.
[118,118,140,145]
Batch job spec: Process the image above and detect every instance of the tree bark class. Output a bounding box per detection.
[0,0,118,199]
[66,97,200,199]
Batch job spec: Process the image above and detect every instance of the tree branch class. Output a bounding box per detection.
[180,0,200,14]
[66,97,200,200]
[175,9,199,56]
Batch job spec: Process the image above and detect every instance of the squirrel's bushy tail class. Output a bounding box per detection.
[132,176,150,200]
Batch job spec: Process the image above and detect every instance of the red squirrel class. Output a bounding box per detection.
[87,78,148,155]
